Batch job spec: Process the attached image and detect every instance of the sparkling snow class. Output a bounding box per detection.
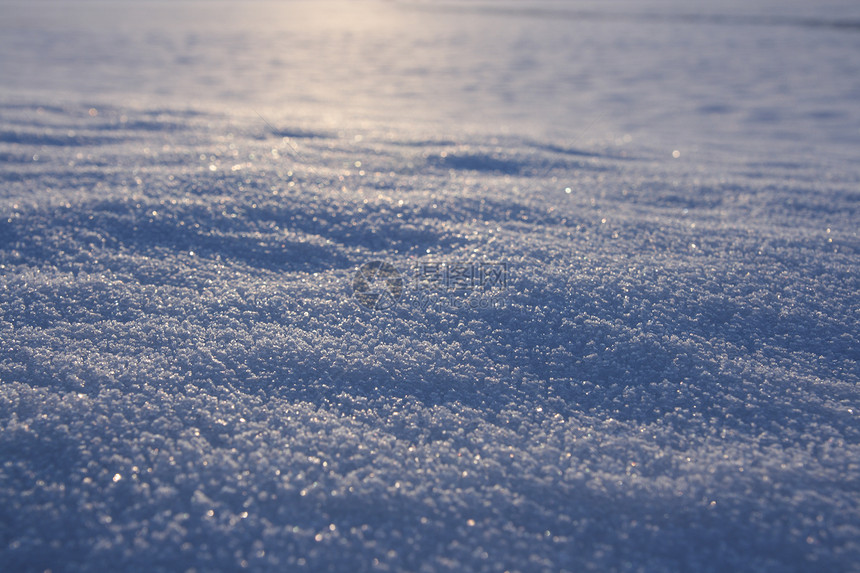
[1,0,858,571]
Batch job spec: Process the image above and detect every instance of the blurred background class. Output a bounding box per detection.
[2,0,860,154]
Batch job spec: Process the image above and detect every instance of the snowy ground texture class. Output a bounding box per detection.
[1,0,860,571]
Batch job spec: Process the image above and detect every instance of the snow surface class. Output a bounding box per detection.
[1,0,859,571]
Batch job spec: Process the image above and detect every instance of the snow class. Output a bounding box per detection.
[1,0,859,571]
